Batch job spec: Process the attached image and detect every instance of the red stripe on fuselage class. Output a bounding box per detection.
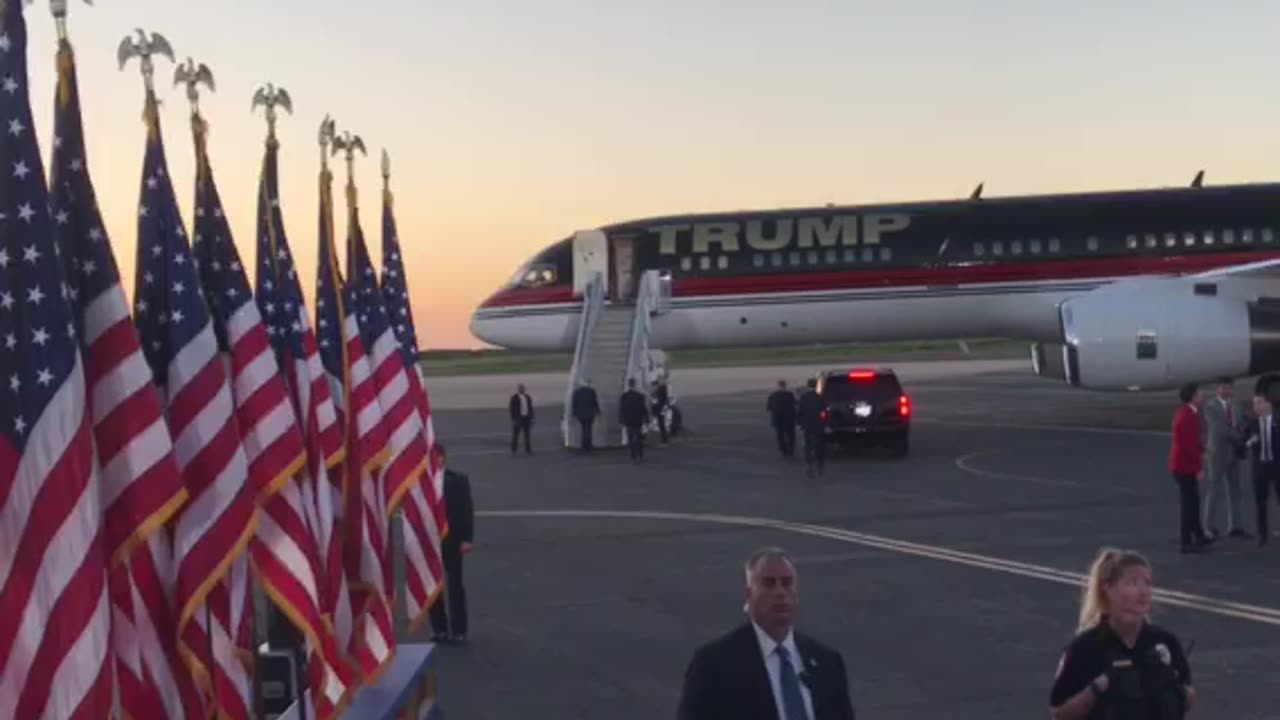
[479,251,1280,309]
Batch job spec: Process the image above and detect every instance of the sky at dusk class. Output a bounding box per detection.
[18,0,1280,348]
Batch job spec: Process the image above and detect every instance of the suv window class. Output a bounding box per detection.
[822,373,902,403]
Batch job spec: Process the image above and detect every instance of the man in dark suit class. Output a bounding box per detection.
[571,379,601,451]
[429,445,476,643]
[767,380,797,459]
[796,379,827,478]
[1247,391,1280,547]
[508,384,533,455]
[677,547,856,720]
[619,378,650,462]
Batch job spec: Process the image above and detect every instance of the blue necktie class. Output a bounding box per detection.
[776,646,808,720]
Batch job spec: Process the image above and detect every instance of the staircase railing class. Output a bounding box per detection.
[622,270,662,402]
[563,272,605,447]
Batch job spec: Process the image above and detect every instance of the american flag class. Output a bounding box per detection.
[131,92,257,719]
[380,175,449,580]
[346,182,443,630]
[250,127,356,717]
[49,37,198,720]
[0,2,112,718]
[316,161,394,679]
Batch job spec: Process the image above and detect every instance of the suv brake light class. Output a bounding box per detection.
[849,370,876,380]
[898,394,911,418]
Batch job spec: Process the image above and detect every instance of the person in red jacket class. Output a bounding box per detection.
[1170,382,1211,553]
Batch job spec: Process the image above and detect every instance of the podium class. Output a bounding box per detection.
[275,643,442,720]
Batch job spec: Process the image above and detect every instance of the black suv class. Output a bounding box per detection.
[815,368,911,456]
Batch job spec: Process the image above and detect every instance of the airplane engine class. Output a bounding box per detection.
[1031,279,1280,391]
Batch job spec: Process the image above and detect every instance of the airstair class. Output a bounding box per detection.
[562,269,668,448]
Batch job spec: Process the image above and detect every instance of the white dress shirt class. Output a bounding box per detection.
[751,621,814,720]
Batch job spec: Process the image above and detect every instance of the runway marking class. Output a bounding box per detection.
[913,417,1167,438]
[954,449,1149,497]
[481,509,1280,626]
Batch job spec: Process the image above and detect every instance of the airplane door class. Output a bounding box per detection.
[573,229,609,297]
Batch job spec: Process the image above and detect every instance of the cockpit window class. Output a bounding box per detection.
[511,263,558,288]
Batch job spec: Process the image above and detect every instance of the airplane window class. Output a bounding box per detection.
[1011,240,1023,255]
[843,249,857,262]
[880,247,892,261]
[1086,236,1099,252]
[992,242,1004,256]
[753,254,765,268]
[1182,232,1195,247]
[1164,233,1176,247]
[1126,235,1138,249]
[1265,229,1276,244]
[862,247,875,262]
[789,252,801,266]
[1244,229,1256,244]
[1222,229,1235,244]
[807,251,820,265]
[717,256,729,270]
[1048,237,1061,253]
[516,264,557,288]
[1203,230,1215,245]
[825,249,838,264]
[699,256,711,270]
[973,242,985,257]
[681,257,692,271]
[771,252,783,267]
[1145,234,1157,248]
[1029,239,1042,254]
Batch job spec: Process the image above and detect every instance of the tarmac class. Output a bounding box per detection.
[408,364,1280,719]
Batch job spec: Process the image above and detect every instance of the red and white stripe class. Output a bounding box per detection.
[0,355,114,720]
[279,300,357,715]
[162,320,258,718]
[364,323,444,627]
[325,307,395,679]
[80,281,199,719]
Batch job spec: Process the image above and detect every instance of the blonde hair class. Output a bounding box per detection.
[1078,548,1150,631]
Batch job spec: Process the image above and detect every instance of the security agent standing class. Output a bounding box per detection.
[1049,548,1194,720]
[767,380,797,459]
[676,547,857,720]
[1246,389,1280,547]
[796,379,826,477]
[571,379,601,451]
[429,445,475,644]
[1202,377,1249,539]
[508,384,534,455]
[619,378,650,462]
[652,378,671,445]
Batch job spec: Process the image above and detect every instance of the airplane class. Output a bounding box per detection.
[470,175,1280,391]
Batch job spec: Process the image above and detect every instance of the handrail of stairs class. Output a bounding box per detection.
[562,271,605,447]
[622,270,662,404]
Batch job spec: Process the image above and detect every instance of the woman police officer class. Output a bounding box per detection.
[1050,549,1196,719]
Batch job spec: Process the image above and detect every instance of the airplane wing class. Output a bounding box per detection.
[1191,257,1280,279]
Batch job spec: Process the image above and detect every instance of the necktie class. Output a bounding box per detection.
[775,646,809,720]
[1265,417,1272,462]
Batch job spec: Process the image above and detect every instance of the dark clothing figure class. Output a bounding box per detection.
[1247,412,1280,545]
[652,382,671,444]
[429,469,475,641]
[508,391,533,455]
[620,388,650,461]
[677,622,857,720]
[1050,619,1192,720]
[796,389,827,477]
[571,385,601,451]
[768,389,798,458]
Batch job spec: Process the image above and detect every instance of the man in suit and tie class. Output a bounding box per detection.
[508,383,534,455]
[571,379,601,451]
[1247,391,1280,547]
[677,548,857,720]
[1203,377,1250,539]
[767,380,798,459]
[428,445,476,642]
[619,378,650,462]
[796,379,827,478]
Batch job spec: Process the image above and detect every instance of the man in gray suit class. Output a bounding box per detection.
[1204,377,1251,539]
